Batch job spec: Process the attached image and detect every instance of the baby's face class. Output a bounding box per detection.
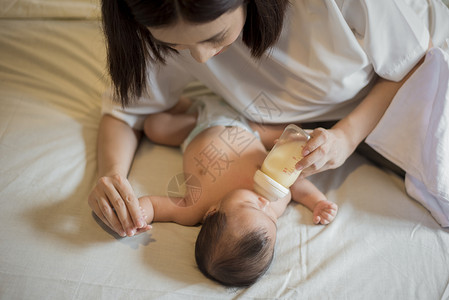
[217,189,278,239]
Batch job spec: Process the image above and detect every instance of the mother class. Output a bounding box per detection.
[88,0,448,237]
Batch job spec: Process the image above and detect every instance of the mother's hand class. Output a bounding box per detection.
[296,127,355,177]
[88,173,147,237]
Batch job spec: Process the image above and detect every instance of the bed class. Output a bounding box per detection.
[1,1,449,299]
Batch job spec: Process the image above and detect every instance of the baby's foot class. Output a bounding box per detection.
[313,200,338,225]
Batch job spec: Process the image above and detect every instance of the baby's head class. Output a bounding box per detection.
[195,189,278,287]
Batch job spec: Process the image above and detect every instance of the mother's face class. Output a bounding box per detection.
[148,6,246,63]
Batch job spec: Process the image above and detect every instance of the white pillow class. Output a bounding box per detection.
[366,48,449,227]
[1,0,100,19]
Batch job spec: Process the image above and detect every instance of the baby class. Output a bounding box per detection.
[139,95,338,287]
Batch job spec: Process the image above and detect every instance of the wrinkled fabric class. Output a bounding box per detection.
[367,48,449,227]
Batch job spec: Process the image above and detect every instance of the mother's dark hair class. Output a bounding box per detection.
[101,0,289,106]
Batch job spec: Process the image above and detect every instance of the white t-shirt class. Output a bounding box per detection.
[102,0,449,130]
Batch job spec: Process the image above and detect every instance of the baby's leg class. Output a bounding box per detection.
[144,97,197,146]
[290,178,338,225]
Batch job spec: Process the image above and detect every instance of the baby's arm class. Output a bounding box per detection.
[248,122,287,149]
[290,178,338,225]
[138,195,204,229]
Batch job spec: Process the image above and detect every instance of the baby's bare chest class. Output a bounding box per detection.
[184,126,266,204]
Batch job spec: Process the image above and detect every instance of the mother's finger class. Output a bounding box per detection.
[103,182,136,236]
[113,176,146,229]
[90,199,111,229]
[97,195,126,237]
[301,128,329,157]
[296,142,328,170]
[89,192,128,237]
[88,192,114,231]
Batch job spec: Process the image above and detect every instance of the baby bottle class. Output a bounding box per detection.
[253,124,310,201]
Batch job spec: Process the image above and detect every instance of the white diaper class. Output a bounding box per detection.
[181,95,260,152]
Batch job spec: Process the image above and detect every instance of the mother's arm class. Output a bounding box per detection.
[297,43,431,177]
[88,114,147,237]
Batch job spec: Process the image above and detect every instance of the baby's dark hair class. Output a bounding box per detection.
[195,210,274,287]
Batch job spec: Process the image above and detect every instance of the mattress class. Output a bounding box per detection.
[1,7,449,300]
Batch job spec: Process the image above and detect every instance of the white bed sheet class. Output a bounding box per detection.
[1,19,449,300]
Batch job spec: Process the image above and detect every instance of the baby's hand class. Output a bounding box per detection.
[312,200,338,225]
[134,197,154,235]
[134,207,152,235]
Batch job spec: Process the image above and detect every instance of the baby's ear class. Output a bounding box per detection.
[202,206,218,222]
